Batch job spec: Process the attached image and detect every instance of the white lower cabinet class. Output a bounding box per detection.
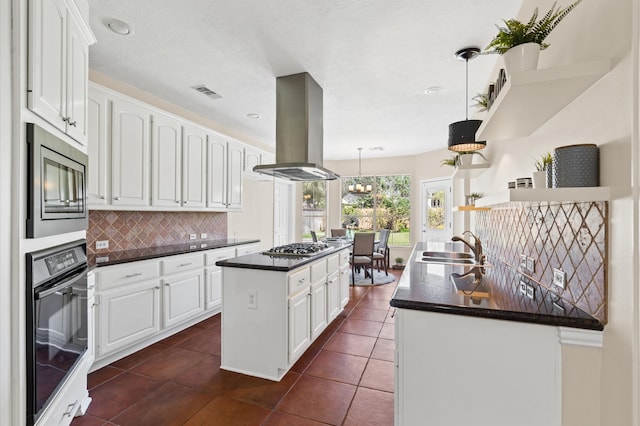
[162,270,205,328]
[288,289,311,363]
[338,250,351,308]
[92,242,255,369]
[326,271,340,322]
[97,279,161,357]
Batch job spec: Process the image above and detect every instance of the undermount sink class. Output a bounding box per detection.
[415,250,488,267]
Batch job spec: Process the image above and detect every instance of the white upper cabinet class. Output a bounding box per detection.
[87,86,110,205]
[28,0,95,145]
[181,124,207,208]
[207,135,228,209]
[111,96,151,206]
[227,141,244,210]
[151,112,182,207]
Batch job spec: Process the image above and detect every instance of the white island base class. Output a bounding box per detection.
[220,249,350,381]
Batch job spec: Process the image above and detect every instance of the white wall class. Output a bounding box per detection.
[473,0,636,424]
[227,178,276,251]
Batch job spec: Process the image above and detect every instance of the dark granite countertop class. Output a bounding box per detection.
[390,242,604,331]
[216,243,351,272]
[89,238,260,268]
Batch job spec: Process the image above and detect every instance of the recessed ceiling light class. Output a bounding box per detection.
[369,147,384,151]
[246,113,261,119]
[105,18,132,36]
[424,86,443,95]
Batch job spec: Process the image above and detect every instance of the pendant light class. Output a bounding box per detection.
[348,148,372,194]
[448,47,486,152]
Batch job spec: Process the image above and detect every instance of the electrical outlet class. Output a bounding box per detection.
[526,257,536,273]
[189,233,197,240]
[248,289,257,309]
[201,233,208,239]
[519,254,527,270]
[526,285,535,300]
[553,268,566,289]
[96,240,109,250]
[519,280,527,295]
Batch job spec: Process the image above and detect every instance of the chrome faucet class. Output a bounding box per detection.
[451,231,485,265]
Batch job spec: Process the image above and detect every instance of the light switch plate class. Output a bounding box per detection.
[526,257,535,273]
[201,233,208,239]
[519,254,527,270]
[553,268,566,289]
[189,233,197,240]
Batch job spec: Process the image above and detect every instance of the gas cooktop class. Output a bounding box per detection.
[263,242,333,257]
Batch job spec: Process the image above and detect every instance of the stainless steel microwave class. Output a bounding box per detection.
[26,123,88,238]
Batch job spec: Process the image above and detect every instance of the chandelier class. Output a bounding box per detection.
[348,148,372,194]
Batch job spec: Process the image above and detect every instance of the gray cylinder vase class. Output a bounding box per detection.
[552,144,599,188]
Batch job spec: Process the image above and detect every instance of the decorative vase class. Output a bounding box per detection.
[532,171,546,189]
[552,144,600,187]
[503,43,540,76]
[546,165,553,188]
[458,154,473,166]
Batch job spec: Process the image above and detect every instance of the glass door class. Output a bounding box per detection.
[420,179,452,244]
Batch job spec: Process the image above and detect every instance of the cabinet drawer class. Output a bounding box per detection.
[205,247,237,266]
[310,259,327,283]
[288,268,311,296]
[339,249,350,265]
[236,243,259,256]
[162,253,204,275]
[327,254,340,272]
[97,260,160,291]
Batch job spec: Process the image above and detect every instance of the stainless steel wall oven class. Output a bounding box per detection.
[26,240,88,426]
[26,123,88,238]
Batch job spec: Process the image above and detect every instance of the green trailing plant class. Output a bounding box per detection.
[533,152,553,171]
[472,93,489,112]
[485,0,583,54]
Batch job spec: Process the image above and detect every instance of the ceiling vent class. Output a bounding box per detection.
[192,85,222,100]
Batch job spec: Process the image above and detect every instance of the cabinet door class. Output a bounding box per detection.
[326,271,340,322]
[311,280,327,339]
[205,268,222,310]
[227,141,244,210]
[339,266,350,309]
[151,113,182,207]
[207,136,227,209]
[111,97,151,206]
[87,86,110,205]
[288,289,311,363]
[97,280,161,357]
[28,0,67,131]
[65,9,89,144]
[163,270,205,328]
[182,124,207,208]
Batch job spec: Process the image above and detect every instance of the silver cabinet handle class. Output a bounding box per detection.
[124,272,142,278]
[298,278,306,284]
[155,285,160,290]
[62,116,69,123]
[179,262,192,267]
[165,283,170,286]
[176,200,180,204]
[100,195,105,199]
[69,119,77,127]
[114,196,120,201]
[184,201,188,204]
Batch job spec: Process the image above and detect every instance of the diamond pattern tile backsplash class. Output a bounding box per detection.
[88,210,227,254]
[476,201,607,322]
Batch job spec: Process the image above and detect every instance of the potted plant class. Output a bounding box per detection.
[532,152,552,188]
[485,0,583,75]
[472,93,489,112]
[440,150,487,168]
[394,257,404,270]
[465,192,483,206]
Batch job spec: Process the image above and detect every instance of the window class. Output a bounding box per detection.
[302,181,327,241]
[341,175,410,246]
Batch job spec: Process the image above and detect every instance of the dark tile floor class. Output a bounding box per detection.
[72,270,400,426]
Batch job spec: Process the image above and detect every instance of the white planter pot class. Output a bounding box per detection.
[503,43,540,76]
[532,170,546,189]
[458,154,473,166]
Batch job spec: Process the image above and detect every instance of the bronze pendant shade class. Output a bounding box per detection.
[448,47,486,152]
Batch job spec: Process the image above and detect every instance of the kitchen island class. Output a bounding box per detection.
[391,242,604,426]
[216,243,351,381]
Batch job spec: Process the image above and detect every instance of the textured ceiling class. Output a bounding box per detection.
[88,0,523,160]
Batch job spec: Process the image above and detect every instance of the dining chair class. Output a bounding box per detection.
[350,232,375,284]
[310,230,318,242]
[373,229,390,275]
[331,228,346,237]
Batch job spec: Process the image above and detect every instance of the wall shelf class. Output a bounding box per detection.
[476,59,611,141]
[451,163,490,179]
[475,187,610,207]
[453,205,491,212]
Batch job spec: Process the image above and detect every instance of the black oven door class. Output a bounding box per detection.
[26,266,88,426]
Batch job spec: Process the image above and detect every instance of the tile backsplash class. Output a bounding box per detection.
[88,210,227,254]
[476,201,607,322]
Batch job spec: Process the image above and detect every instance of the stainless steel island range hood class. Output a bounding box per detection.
[253,72,339,181]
